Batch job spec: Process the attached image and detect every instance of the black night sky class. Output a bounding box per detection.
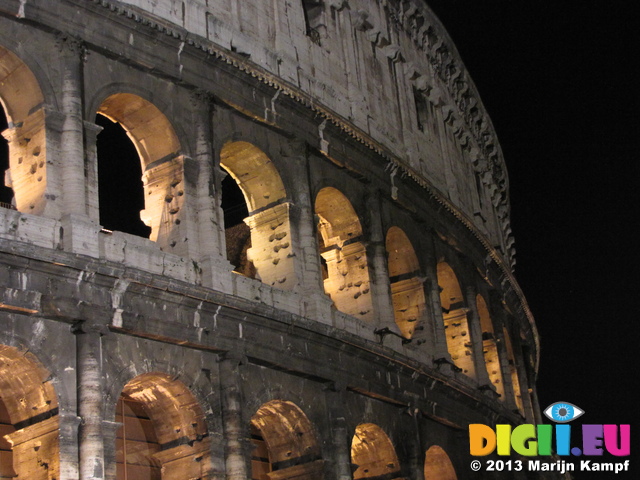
[426,0,638,474]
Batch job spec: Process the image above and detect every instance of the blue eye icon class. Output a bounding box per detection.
[543,402,584,423]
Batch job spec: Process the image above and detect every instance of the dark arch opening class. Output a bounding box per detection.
[0,104,14,207]
[221,167,254,276]
[95,113,151,238]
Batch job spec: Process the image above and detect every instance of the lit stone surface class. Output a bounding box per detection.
[0,1,545,479]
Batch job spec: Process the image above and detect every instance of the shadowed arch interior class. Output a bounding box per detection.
[220,141,299,289]
[0,344,59,480]
[424,445,457,480]
[437,261,476,378]
[116,372,211,480]
[351,423,403,480]
[220,141,286,213]
[96,93,183,244]
[0,45,48,214]
[386,227,426,339]
[250,400,322,480]
[315,187,373,320]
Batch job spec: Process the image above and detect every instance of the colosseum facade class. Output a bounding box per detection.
[1,1,549,479]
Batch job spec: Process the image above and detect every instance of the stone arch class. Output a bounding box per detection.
[315,187,373,321]
[116,372,213,479]
[351,423,403,480]
[0,45,49,215]
[502,328,524,414]
[476,294,505,398]
[423,445,457,480]
[0,344,60,480]
[437,262,476,378]
[220,141,297,289]
[250,400,323,480]
[386,226,426,339]
[96,93,184,246]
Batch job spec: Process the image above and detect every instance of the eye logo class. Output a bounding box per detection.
[543,402,584,423]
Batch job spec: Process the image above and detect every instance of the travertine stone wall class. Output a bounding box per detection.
[0,1,545,479]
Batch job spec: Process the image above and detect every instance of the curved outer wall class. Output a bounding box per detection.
[0,1,549,479]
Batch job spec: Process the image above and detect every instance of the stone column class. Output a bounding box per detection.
[218,353,250,480]
[423,250,451,365]
[364,191,395,330]
[74,322,107,480]
[464,286,493,389]
[57,35,101,256]
[407,408,426,480]
[325,387,352,480]
[58,412,81,480]
[245,202,297,290]
[198,96,234,292]
[57,34,86,217]
[283,141,332,321]
[491,309,518,411]
[510,331,535,423]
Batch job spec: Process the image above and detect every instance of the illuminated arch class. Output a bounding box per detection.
[250,400,323,480]
[424,445,457,480]
[351,423,403,480]
[0,344,59,480]
[315,187,373,320]
[386,227,426,339]
[220,141,296,289]
[96,93,183,246]
[437,262,476,378]
[476,295,505,398]
[0,45,49,214]
[116,372,212,479]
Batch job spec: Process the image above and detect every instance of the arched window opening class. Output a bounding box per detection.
[221,142,296,289]
[424,445,457,480]
[250,400,323,480]
[0,46,47,215]
[0,104,13,208]
[96,93,183,250]
[502,329,524,414]
[116,373,213,480]
[96,113,151,238]
[221,166,254,277]
[437,262,476,379]
[386,227,426,339]
[315,187,373,321]
[350,424,403,480]
[476,295,505,398]
[0,345,59,480]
